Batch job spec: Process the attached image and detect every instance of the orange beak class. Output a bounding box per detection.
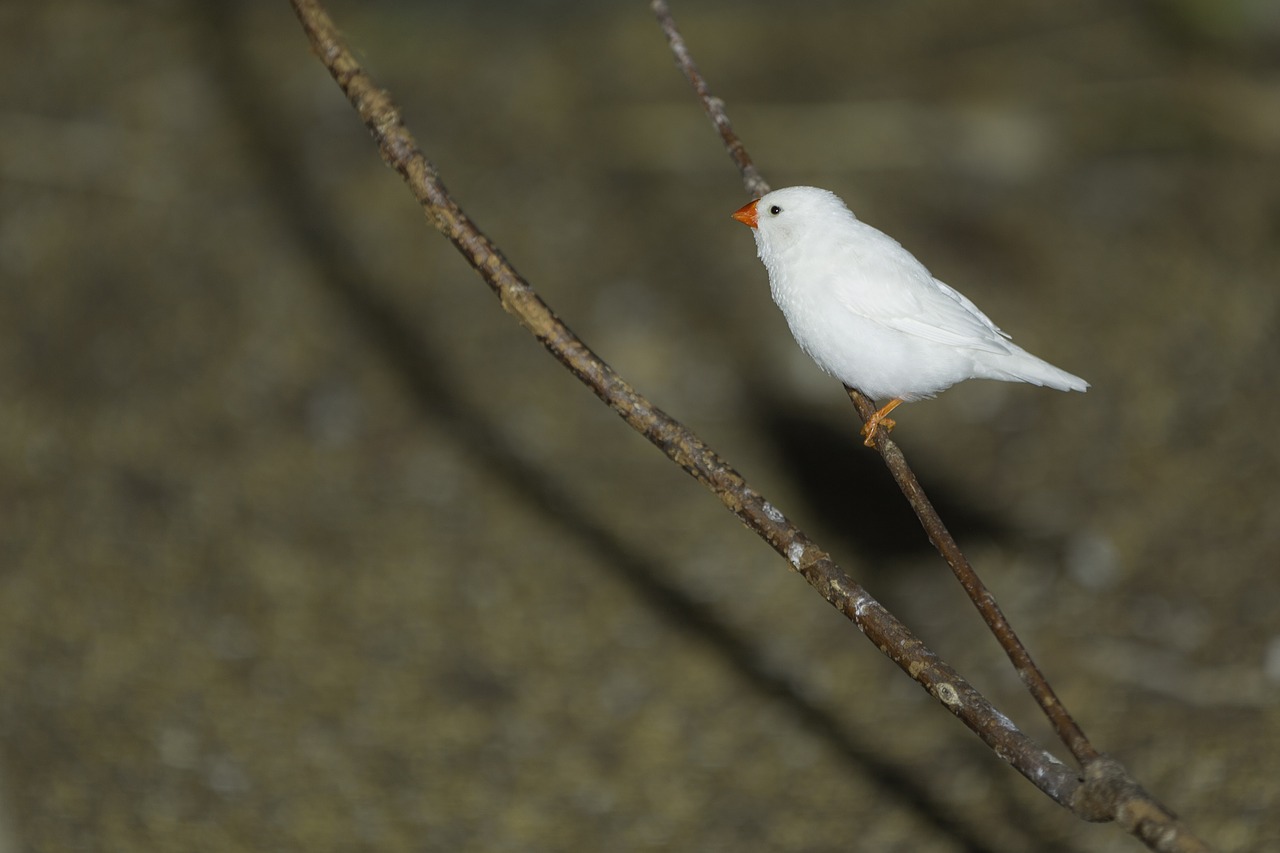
[731,199,759,229]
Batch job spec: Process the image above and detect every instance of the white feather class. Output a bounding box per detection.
[745,186,1087,402]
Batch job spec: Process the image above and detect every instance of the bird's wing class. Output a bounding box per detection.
[830,229,1015,354]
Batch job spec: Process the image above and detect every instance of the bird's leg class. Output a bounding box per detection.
[860,398,904,447]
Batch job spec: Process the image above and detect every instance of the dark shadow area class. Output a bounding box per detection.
[751,396,1012,567]
[199,4,1078,852]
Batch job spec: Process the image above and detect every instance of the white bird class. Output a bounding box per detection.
[732,186,1087,446]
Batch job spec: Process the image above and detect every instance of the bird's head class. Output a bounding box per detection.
[731,186,855,258]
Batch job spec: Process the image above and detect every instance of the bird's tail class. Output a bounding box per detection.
[981,346,1089,392]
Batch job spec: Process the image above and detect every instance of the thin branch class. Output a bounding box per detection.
[288,0,1214,849]
[651,4,770,199]
[849,388,1098,763]
[650,0,1093,766]
[649,2,1214,851]
[289,0,1081,810]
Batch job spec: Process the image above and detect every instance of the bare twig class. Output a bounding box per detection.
[849,389,1099,763]
[651,4,769,200]
[650,0,1094,766]
[287,0,1214,849]
[649,2,1214,851]
[289,0,1081,810]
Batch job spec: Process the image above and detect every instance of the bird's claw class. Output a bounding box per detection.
[860,416,896,447]
[860,398,904,447]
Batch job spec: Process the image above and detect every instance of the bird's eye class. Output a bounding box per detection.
[769,205,782,215]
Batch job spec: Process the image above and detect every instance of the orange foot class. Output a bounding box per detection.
[860,398,904,447]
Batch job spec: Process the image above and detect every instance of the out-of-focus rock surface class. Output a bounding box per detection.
[2,1,1277,850]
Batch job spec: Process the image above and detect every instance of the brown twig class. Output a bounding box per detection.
[288,0,1213,848]
[651,4,770,200]
[289,0,1081,810]
[849,390,1099,763]
[650,1,1214,851]
[651,0,1093,765]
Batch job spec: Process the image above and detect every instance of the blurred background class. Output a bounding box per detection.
[2,0,1278,849]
